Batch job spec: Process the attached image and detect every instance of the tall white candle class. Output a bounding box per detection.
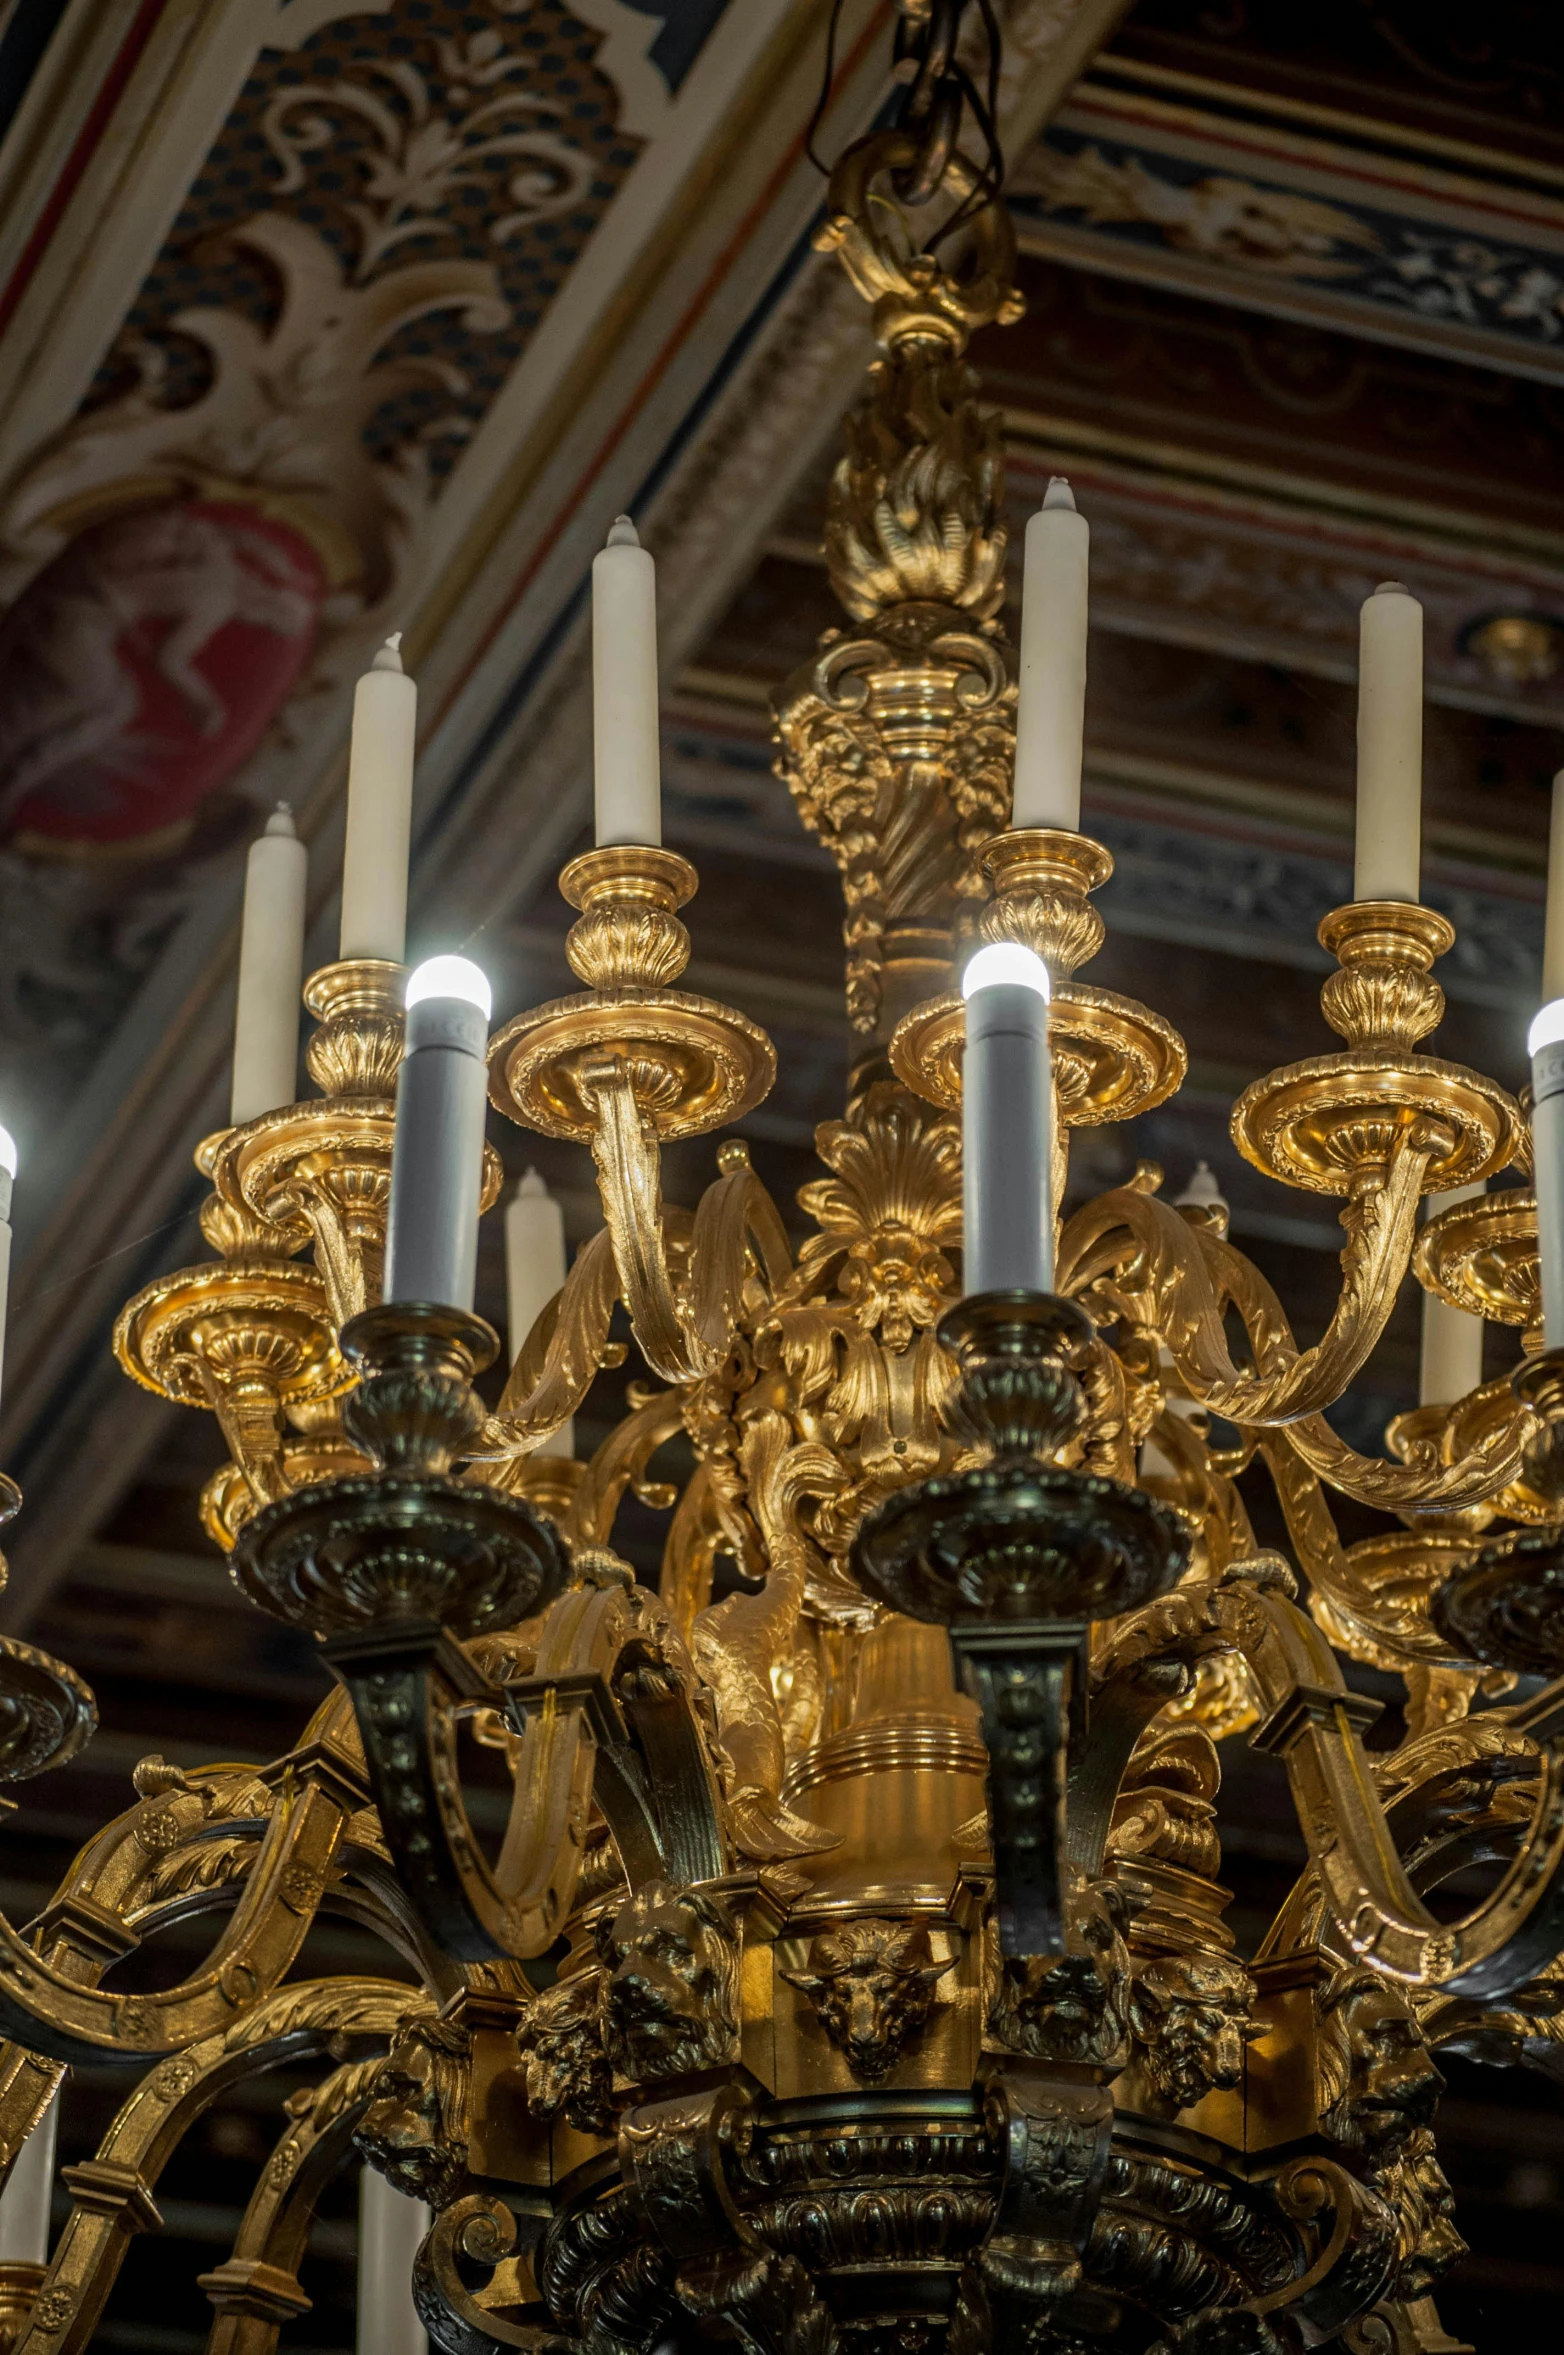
[340,634,418,964]
[1354,582,1423,903]
[962,941,1053,1294]
[1419,1182,1485,1407]
[592,517,661,847]
[385,957,492,1313]
[505,1170,572,1457]
[357,2169,428,2355]
[1544,770,1564,1003]
[1012,477,1089,832]
[1532,1000,1564,1349]
[0,2079,59,2264]
[230,806,307,1126]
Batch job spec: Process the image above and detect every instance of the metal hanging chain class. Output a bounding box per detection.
[807,0,1008,247]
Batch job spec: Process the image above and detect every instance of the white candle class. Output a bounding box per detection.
[385,957,492,1313]
[505,1170,572,1457]
[1354,583,1423,903]
[1419,1182,1485,1406]
[962,941,1053,1294]
[340,634,418,964]
[1532,1000,1564,1349]
[230,806,307,1126]
[1544,771,1564,1003]
[592,517,661,847]
[1012,477,1089,832]
[0,2079,59,2264]
[357,2169,428,2355]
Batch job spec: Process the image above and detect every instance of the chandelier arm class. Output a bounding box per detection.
[1280,1409,1528,1513]
[25,1978,422,2355]
[475,1227,621,1459]
[325,1576,726,1965]
[201,2048,389,2351]
[1061,1132,1431,1427]
[296,1177,369,1328]
[192,1358,290,1508]
[1139,1394,1258,1570]
[1077,1337,1135,1482]
[1074,1575,1257,1876]
[1254,1717,1545,1965]
[0,1725,366,2068]
[327,1626,611,1966]
[566,1389,688,1548]
[587,1058,721,1386]
[1242,1582,1564,1996]
[688,1158,794,1361]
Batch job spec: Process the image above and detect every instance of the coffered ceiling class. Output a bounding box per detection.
[1,3,1563,2346]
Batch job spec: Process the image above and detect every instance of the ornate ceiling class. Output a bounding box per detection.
[1,2,1563,2346]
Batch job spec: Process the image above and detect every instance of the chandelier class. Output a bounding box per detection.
[0,10,1562,2355]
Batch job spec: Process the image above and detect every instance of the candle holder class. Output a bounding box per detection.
[0,1475,96,1786]
[888,828,1186,1128]
[229,1302,566,1640]
[1433,1347,1564,1675]
[486,844,775,1389]
[851,1289,1189,1955]
[1414,1185,1541,1340]
[0,2263,46,2355]
[1232,902,1519,1196]
[115,1131,350,1517]
[487,845,773,1143]
[216,959,502,1328]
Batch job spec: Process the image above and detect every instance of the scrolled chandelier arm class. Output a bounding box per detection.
[1058,1124,1435,1432]
[5,9,1564,2354]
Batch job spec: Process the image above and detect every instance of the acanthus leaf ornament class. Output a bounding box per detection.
[16,15,1564,2355]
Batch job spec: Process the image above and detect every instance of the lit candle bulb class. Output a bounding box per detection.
[962,941,1053,1294]
[1011,477,1089,832]
[357,2169,428,2355]
[0,2079,59,2266]
[592,516,661,847]
[384,957,492,1313]
[340,634,418,964]
[230,805,307,1125]
[1419,1182,1485,1406]
[0,1124,17,1410]
[1354,583,1423,903]
[505,1170,572,1456]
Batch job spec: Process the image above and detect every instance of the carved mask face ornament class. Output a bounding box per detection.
[1128,1953,1260,2115]
[1317,1972,1445,2164]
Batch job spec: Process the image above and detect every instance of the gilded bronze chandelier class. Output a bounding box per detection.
[2,9,1564,2354]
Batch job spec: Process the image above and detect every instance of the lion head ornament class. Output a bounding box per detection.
[596,1880,740,2083]
[1381,2125,1467,2299]
[988,1879,1136,2067]
[1128,1952,1259,2116]
[516,1968,613,2136]
[355,2014,471,2210]
[783,1918,953,2079]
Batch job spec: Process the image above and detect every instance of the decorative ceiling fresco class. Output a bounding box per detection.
[4,1,1564,2347]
